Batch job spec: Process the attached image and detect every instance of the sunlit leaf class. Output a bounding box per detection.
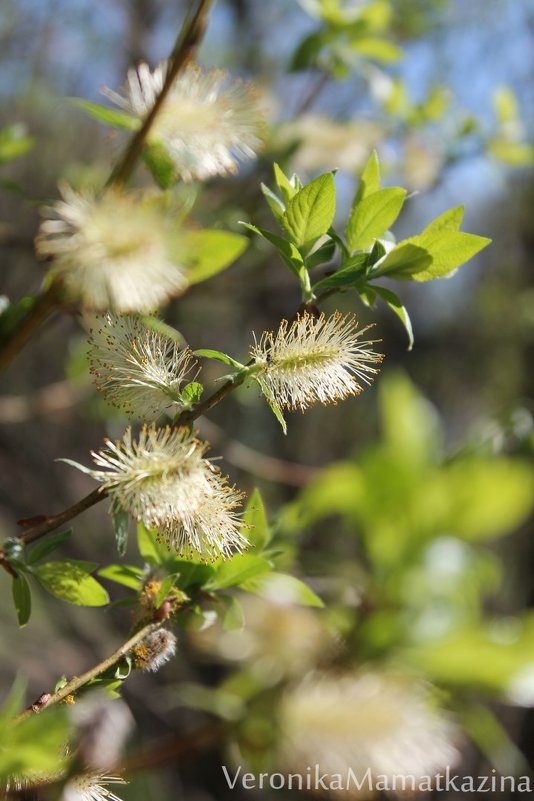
[346,187,406,251]
[183,230,248,284]
[281,172,336,252]
[33,561,109,606]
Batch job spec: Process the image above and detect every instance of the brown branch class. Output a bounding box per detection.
[106,0,214,188]
[18,621,161,720]
[0,283,61,373]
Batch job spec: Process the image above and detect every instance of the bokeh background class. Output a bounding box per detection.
[0,0,533,799]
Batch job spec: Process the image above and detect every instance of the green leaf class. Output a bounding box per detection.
[181,381,203,406]
[405,616,534,694]
[423,205,464,234]
[26,529,72,564]
[261,182,285,220]
[313,253,368,291]
[173,560,215,589]
[143,143,176,189]
[273,163,298,202]
[69,98,139,130]
[350,36,403,63]
[112,506,129,557]
[221,595,245,630]
[378,229,491,281]
[12,574,31,627]
[0,677,26,733]
[281,173,336,251]
[346,187,406,251]
[98,564,144,590]
[305,238,336,270]
[183,230,248,284]
[207,554,272,591]
[372,285,414,350]
[250,572,324,607]
[193,349,245,369]
[371,241,431,277]
[493,85,519,125]
[33,560,109,606]
[241,489,270,551]
[354,150,381,205]
[487,138,534,166]
[254,377,287,434]
[0,125,34,165]
[137,522,170,567]
[153,575,178,608]
[290,31,326,71]
[141,316,185,345]
[241,222,305,278]
[442,458,534,542]
[0,706,69,781]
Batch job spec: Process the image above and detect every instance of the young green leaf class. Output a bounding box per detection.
[183,230,248,284]
[346,186,406,251]
[377,229,491,281]
[241,488,270,551]
[33,560,109,606]
[0,125,34,165]
[423,205,464,234]
[98,564,144,590]
[12,574,31,627]
[181,381,203,406]
[0,676,26,732]
[313,253,368,291]
[27,529,72,564]
[70,97,139,131]
[207,553,272,591]
[137,522,170,567]
[281,172,336,252]
[241,222,305,278]
[273,162,298,202]
[143,143,176,189]
[0,706,69,780]
[254,377,288,434]
[372,285,414,350]
[194,349,245,369]
[261,182,286,219]
[250,572,324,607]
[354,149,381,205]
[305,238,337,270]
[69,98,139,129]
[173,560,216,589]
[155,574,180,608]
[350,37,403,63]
[221,594,245,630]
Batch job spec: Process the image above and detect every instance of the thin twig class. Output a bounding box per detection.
[0,283,61,372]
[18,621,161,720]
